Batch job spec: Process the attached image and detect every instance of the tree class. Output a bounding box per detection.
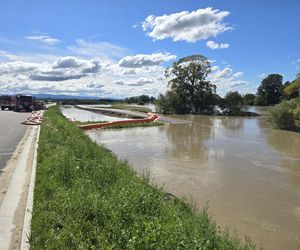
[157,55,216,114]
[284,77,300,99]
[124,95,155,104]
[256,74,284,105]
[221,91,244,114]
[243,93,256,106]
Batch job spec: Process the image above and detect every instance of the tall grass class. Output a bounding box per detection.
[30,106,257,249]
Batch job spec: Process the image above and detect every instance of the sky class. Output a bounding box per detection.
[0,0,299,98]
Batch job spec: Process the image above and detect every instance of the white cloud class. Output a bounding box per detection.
[142,7,231,42]
[68,39,129,60]
[118,53,176,68]
[206,40,229,50]
[26,35,61,45]
[0,34,177,98]
[213,67,232,78]
[0,61,39,74]
[0,56,101,82]
[208,65,247,95]
[29,57,101,81]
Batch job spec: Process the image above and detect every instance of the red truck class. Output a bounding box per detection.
[0,95,15,110]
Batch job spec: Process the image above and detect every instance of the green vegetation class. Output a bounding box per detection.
[30,106,257,249]
[220,91,244,115]
[254,74,284,106]
[124,95,156,105]
[104,121,165,129]
[270,98,300,131]
[73,120,108,125]
[156,55,217,114]
[284,78,300,99]
[109,104,152,113]
[242,93,256,106]
[154,55,257,116]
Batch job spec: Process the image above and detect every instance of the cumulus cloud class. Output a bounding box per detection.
[118,53,176,68]
[0,46,173,98]
[142,7,231,42]
[208,66,247,95]
[206,40,229,50]
[0,56,101,82]
[0,61,38,74]
[213,67,232,78]
[29,57,101,81]
[26,35,61,45]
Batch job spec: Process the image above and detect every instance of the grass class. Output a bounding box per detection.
[30,105,258,249]
[109,104,152,113]
[103,121,165,129]
[73,120,108,125]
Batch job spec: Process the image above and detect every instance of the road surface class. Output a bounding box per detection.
[0,111,29,172]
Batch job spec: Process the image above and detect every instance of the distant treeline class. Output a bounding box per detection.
[54,95,156,105]
[124,95,156,105]
[58,98,120,105]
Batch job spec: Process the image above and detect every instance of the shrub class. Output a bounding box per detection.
[270,99,300,131]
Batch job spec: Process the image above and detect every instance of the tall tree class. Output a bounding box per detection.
[161,55,216,114]
[256,74,284,105]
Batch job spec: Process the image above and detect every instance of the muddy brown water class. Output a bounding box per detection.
[83,108,300,249]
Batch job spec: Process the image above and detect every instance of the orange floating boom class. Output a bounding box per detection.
[79,112,160,130]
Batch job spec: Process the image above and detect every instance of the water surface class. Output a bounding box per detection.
[61,106,129,122]
[87,113,300,249]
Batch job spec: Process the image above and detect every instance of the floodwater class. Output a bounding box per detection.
[86,110,300,249]
[61,106,129,122]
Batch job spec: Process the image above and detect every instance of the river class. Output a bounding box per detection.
[63,107,300,249]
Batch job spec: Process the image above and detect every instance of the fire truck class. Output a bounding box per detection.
[14,94,35,112]
[0,95,15,110]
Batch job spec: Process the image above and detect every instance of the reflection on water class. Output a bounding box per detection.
[61,106,129,122]
[87,113,300,250]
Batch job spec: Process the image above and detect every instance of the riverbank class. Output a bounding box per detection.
[30,106,256,249]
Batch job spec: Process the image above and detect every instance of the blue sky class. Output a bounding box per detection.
[0,0,299,98]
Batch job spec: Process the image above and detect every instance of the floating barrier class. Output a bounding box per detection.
[79,112,160,130]
[21,111,44,125]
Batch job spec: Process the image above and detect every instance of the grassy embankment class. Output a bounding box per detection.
[109,104,152,113]
[30,105,257,249]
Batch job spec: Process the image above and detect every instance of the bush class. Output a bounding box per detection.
[270,99,300,131]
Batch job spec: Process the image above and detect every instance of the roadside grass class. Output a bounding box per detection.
[30,105,258,249]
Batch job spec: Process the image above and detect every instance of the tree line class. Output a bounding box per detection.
[154,54,300,117]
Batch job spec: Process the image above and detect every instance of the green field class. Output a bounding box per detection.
[30,106,257,249]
